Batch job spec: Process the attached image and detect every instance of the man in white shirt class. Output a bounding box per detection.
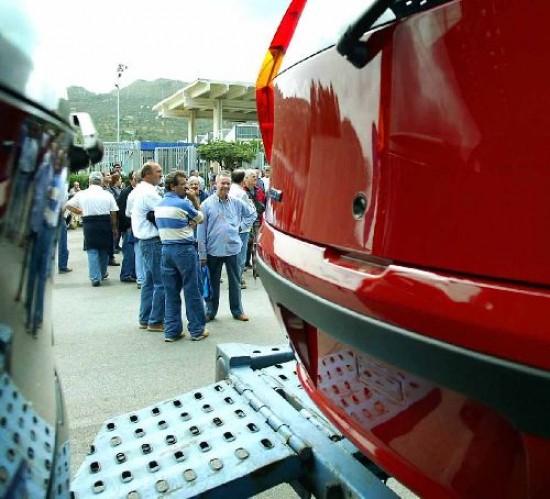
[130,161,165,332]
[66,171,119,286]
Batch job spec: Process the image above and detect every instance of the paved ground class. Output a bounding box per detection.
[52,227,296,498]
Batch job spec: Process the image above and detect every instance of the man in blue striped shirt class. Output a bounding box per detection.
[197,171,257,322]
[155,171,208,342]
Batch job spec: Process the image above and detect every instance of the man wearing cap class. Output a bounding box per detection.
[66,171,119,286]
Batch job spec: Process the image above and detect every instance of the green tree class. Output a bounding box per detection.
[197,141,256,170]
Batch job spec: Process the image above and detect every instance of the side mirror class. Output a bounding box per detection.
[68,112,104,171]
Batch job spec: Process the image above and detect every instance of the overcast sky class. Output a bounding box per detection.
[26,0,290,94]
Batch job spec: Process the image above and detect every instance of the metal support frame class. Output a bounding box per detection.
[71,344,398,498]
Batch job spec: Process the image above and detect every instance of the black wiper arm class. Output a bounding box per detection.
[336,0,394,68]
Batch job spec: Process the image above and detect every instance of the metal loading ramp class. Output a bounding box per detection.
[71,344,398,498]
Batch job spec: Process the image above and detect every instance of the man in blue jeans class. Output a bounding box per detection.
[197,171,256,322]
[130,161,165,332]
[155,171,208,342]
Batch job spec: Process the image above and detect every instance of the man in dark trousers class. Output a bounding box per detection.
[66,171,119,286]
[117,170,137,282]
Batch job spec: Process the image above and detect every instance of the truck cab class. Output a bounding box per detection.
[0,4,102,495]
[255,1,550,496]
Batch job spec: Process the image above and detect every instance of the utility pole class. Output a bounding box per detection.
[116,64,127,144]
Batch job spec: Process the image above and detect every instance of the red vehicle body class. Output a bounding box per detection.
[256,1,550,497]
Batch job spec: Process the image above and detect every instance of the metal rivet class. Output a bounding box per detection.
[90,461,100,473]
[127,491,139,499]
[189,426,200,436]
[157,420,168,429]
[134,428,145,438]
[165,435,177,445]
[223,431,235,442]
[148,460,160,473]
[115,453,126,464]
[129,415,139,423]
[235,448,249,460]
[106,422,116,431]
[141,443,152,454]
[155,480,169,493]
[87,445,95,455]
[183,469,197,482]
[209,458,223,471]
[151,407,160,416]
[180,412,191,421]
[110,436,122,447]
[174,451,186,462]
[202,404,213,413]
[212,417,223,426]
[199,441,211,452]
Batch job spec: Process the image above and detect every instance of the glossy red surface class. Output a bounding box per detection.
[259,223,550,371]
[297,356,544,499]
[259,221,550,496]
[269,0,550,287]
[262,0,550,496]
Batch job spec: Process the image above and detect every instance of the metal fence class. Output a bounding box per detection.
[95,142,198,175]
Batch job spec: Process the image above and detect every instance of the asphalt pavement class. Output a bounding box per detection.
[52,226,295,498]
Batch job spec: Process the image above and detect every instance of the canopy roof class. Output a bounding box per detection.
[152,78,257,122]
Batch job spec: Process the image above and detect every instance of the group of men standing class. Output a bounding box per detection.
[67,160,264,343]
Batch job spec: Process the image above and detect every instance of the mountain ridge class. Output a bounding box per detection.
[65,78,214,142]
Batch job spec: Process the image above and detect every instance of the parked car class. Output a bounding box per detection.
[256,1,550,497]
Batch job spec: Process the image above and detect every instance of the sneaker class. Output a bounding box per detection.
[139,323,148,329]
[109,259,120,266]
[191,329,210,341]
[102,272,109,280]
[165,332,185,343]
[59,268,73,274]
[147,323,164,332]
[92,280,101,287]
[233,313,249,322]
[120,277,137,283]
[241,278,247,289]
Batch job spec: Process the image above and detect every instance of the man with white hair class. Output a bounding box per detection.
[197,171,256,322]
[66,171,119,286]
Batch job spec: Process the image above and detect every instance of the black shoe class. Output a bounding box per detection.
[121,277,137,283]
[59,268,73,274]
[102,272,109,280]
[109,259,120,266]
[92,280,101,287]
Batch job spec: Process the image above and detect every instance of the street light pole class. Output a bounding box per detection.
[116,64,127,144]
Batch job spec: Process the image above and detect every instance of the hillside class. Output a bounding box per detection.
[65,79,214,142]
